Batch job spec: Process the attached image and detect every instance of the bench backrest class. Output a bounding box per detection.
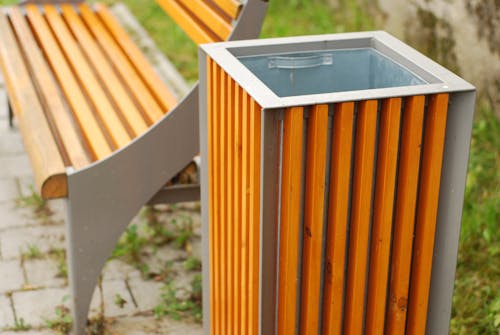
[156,0,242,44]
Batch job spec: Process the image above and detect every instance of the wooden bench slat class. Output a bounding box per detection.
[43,5,131,149]
[61,5,148,138]
[211,0,242,20]
[0,10,67,198]
[8,7,90,170]
[25,4,112,161]
[93,3,178,113]
[78,4,166,124]
[156,0,219,45]
[177,0,232,40]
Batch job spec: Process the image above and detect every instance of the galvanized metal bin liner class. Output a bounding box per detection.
[199,31,475,335]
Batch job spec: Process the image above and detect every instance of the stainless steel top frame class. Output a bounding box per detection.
[200,31,475,109]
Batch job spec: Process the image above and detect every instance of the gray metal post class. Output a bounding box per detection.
[426,91,476,334]
[259,109,282,335]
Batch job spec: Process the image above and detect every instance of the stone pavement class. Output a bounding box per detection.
[0,4,202,335]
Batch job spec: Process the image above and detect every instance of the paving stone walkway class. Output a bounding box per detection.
[0,4,202,335]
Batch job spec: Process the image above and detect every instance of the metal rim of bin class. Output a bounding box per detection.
[198,30,476,335]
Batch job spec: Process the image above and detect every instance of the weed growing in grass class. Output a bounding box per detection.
[48,247,68,280]
[114,293,128,309]
[183,256,202,271]
[153,274,203,323]
[45,304,72,334]
[16,185,52,218]
[112,224,147,263]
[170,214,194,250]
[21,244,42,260]
[12,317,31,331]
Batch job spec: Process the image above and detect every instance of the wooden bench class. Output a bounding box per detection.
[0,0,267,333]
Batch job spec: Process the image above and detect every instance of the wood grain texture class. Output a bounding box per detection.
[212,0,242,19]
[43,5,131,149]
[212,62,222,335]
[219,67,228,334]
[25,4,112,161]
[322,102,355,335]
[94,3,177,113]
[240,90,250,335]
[406,94,449,335]
[343,100,378,335]
[61,5,148,138]
[278,106,304,335]
[177,0,232,40]
[233,81,243,335]
[8,7,89,169]
[385,96,425,335]
[156,0,218,44]
[300,104,329,335]
[365,98,402,334]
[79,4,165,124]
[207,57,216,335]
[0,10,66,198]
[248,97,261,335]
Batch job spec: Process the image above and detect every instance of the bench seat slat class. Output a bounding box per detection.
[43,5,131,149]
[79,4,166,124]
[25,4,113,162]
[0,11,67,198]
[157,0,219,45]
[212,0,242,19]
[177,0,232,40]
[61,5,149,138]
[8,7,90,169]
[94,3,178,113]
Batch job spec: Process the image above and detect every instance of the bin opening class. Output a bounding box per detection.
[237,48,427,97]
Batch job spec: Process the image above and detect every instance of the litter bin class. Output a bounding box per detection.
[198,31,475,335]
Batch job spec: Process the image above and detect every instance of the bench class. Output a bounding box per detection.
[0,0,268,333]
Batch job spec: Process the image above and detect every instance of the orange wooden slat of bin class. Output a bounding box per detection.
[321,102,355,335]
[240,90,251,335]
[343,100,378,335]
[156,0,218,44]
[8,8,89,169]
[385,96,425,335]
[407,93,449,335]
[211,61,222,335]
[24,5,112,161]
[207,57,215,335]
[365,98,402,334]
[233,81,243,334]
[248,97,262,335]
[61,5,148,138]
[300,104,329,335]
[277,106,304,335]
[225,72,235,334]
[219,67,228,334]
[43,5,131,149]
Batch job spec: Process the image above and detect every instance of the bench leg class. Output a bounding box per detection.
[65,188,140,335]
